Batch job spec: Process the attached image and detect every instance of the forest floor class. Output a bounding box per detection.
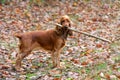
[0,0,120,80]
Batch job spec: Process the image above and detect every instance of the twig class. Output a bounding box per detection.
[55,23,111,43]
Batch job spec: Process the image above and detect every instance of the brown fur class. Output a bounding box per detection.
[15,15,72,71]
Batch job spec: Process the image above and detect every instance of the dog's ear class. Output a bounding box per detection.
[55,26,63,35]
[56,26,61,31]
[68,30,73,36]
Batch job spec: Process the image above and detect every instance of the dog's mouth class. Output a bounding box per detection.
[62,24,70,28]
[62,26,68,30]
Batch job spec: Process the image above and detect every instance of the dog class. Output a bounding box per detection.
[15,15,73,71]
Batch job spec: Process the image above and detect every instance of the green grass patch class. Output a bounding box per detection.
[0,0,6,4]
[72,67,82,74]
[32,60,44,68]
[94,75,101,80]
[81,51,87,56]
[26,73,36,80]
[68,13,79,18]
[112,55,120,62]
[66,78,73,80]
[9,42,17,48]
[37,63,43,67]
[0,41,9,49]
[93,49,104,53]
[96,63,107,70]
[118,68,120,72]
[84,0,91,2]
[65,61,73,69]
[53,74,61,78]
[29,0,45,6]
[85,68,91,74]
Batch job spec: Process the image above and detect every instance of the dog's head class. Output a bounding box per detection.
[56,15,73,38]
[60,15,71,27]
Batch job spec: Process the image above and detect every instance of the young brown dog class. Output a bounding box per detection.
[15,15,72,71]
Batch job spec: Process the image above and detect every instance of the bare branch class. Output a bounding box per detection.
[55,23,111,43]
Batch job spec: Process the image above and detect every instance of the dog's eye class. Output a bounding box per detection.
[61,20,65,24]
[62,20,65,22]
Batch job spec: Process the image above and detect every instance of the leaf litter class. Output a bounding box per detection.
[0,0,120,80]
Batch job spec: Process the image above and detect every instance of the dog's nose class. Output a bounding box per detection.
[64,23,70,27]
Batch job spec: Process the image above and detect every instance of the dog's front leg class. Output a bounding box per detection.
[51,51,56,68]
[52,50,61,68]
[51,50,59,68]
[56,50,61,68]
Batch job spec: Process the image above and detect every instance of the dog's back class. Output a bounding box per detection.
[15,29,66,52]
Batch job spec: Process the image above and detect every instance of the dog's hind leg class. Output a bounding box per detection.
[15,42,32,71]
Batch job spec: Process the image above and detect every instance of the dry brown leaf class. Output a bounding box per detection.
[67,48,73,53]
[86,49,93,55]
[105,74,110,80]
[49,70,61,76]
[78,18,84,22]
[2,65,11,69]
[71,59,79,64]
[0,5,2,11]
[31,65,39,69]
[81,61,88,66]
[73,2,77,7]
[96,43,102,48]
[15,8,21,14]
[84,77,92,80]
[91,18,98,22]
[113,71,120,79]
[53,78,61,80]
[81,69,85,73]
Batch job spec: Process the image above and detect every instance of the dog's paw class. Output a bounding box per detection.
[14,66,24,72]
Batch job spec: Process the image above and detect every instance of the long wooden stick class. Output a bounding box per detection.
[55,23,111,43]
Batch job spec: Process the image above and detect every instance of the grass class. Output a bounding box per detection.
[0,41,9,49]
[66,78,73,80]
[96,63,107,70]
[26,73,36,80]
[85,68,91,74]
[53,74,62,78]
[0,0,6,4]
[36,63,43,67]
[112,55,120,62]
[94,75,101,80]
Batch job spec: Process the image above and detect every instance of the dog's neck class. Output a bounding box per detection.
[61,30,69,40]
[55,29,69,40]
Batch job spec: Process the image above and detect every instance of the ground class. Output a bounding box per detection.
[0,0,120,80]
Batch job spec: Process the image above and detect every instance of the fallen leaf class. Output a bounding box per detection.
[96,43,102,48]
[86,49,93,55]
[71,58,79,64]
[113,71,120,79]
[2,65,11,69]
[53,77,61,80]
[73,2,77,7]
[105,74,110,80]
[81,61,88,66]
[49,70,61,76]
[15,8,21,14]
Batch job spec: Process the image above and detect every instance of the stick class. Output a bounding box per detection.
[55,23,111,43]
